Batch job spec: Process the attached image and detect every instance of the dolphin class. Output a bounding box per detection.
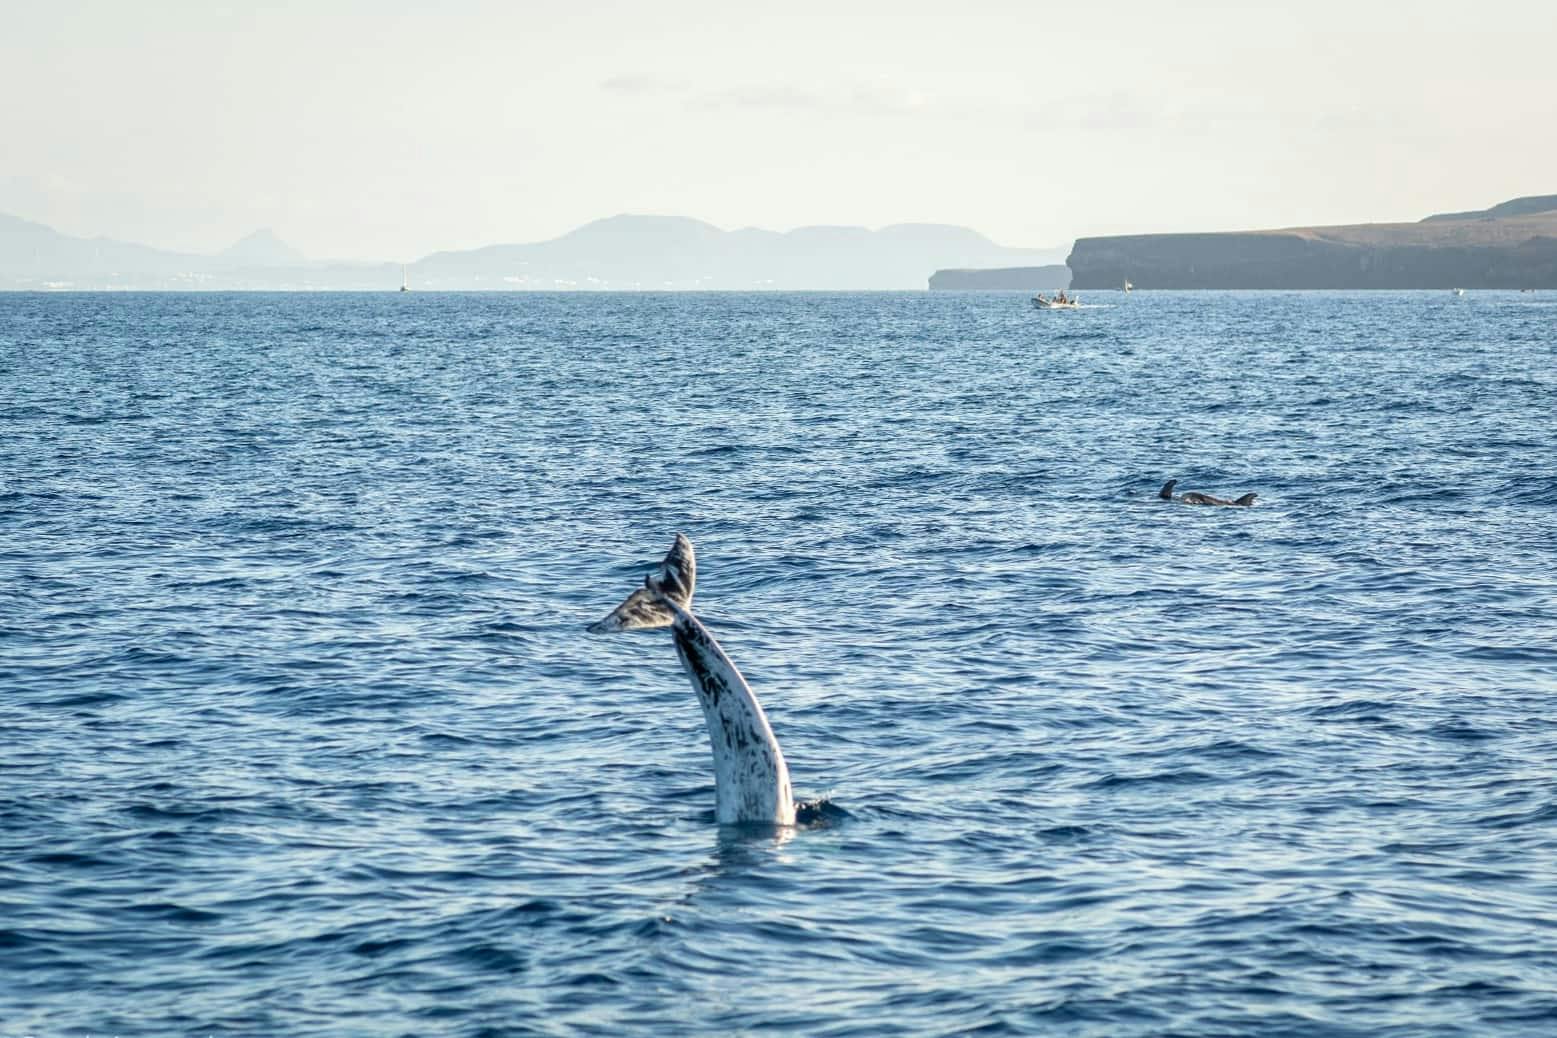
[1159,479,1257,507]
[587,534,797,826]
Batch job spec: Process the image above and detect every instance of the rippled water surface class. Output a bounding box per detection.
[4,291,1557,1036]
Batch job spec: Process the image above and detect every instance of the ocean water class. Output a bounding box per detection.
[3,290,1556,1037]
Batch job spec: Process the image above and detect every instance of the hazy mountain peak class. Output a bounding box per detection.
[220,228,305,265]
[0,211,57,235]
[563,214,725,239]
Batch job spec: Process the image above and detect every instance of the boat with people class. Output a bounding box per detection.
[1032,291,1082,310]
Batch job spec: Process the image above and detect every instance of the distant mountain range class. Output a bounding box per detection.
[0,212,1067,291]
[1067,195,1557,290]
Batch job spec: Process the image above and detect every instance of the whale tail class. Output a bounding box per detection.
[1159,479,1178,500]
[1233,493,1258,506]
[586,533,696,633]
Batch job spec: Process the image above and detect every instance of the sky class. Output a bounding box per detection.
[4,0,1554,261]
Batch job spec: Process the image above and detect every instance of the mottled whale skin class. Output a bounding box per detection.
[588,534,797,827]
[1158,479,1257,507]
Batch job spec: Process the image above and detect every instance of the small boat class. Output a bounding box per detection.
[1452,287,1464,296]
[1033,293,1081,310]
[1123,279,1133,292]
[400,265,410,292]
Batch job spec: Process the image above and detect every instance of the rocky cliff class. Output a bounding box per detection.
[1067,196,1557,289]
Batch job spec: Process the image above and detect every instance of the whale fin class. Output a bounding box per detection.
[585,533,797,826]
[1233,493,1258,506]
[586,533,696,633]
[1159,479,1178,500]
[670,608,796,826]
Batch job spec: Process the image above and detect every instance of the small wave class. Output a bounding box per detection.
[1425,718,1497,741]
[1459,645,1557,663]
[1085,769,1218,789]
[1306,698,1397,723]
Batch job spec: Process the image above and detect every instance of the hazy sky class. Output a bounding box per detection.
[4,0,1554,260]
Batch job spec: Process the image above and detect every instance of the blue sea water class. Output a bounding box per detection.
[2,289,1556,1037]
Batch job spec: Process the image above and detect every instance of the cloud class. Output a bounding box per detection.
[600,74,678,94]
[1021,91,1160,133]
[603,72,936,119]
[694,84,827,111]
[692,80,934,118]
[601,73,1166,137]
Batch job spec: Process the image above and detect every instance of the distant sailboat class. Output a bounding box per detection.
[400,265,410,292]
[1123,279,1133,293]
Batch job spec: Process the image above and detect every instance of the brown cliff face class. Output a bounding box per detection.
[1067,199,1557,289]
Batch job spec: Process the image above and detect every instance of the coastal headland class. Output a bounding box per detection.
[1067,196,1557,290]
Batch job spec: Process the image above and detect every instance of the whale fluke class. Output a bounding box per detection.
[586,533,696,632]
[587,535,797,826]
